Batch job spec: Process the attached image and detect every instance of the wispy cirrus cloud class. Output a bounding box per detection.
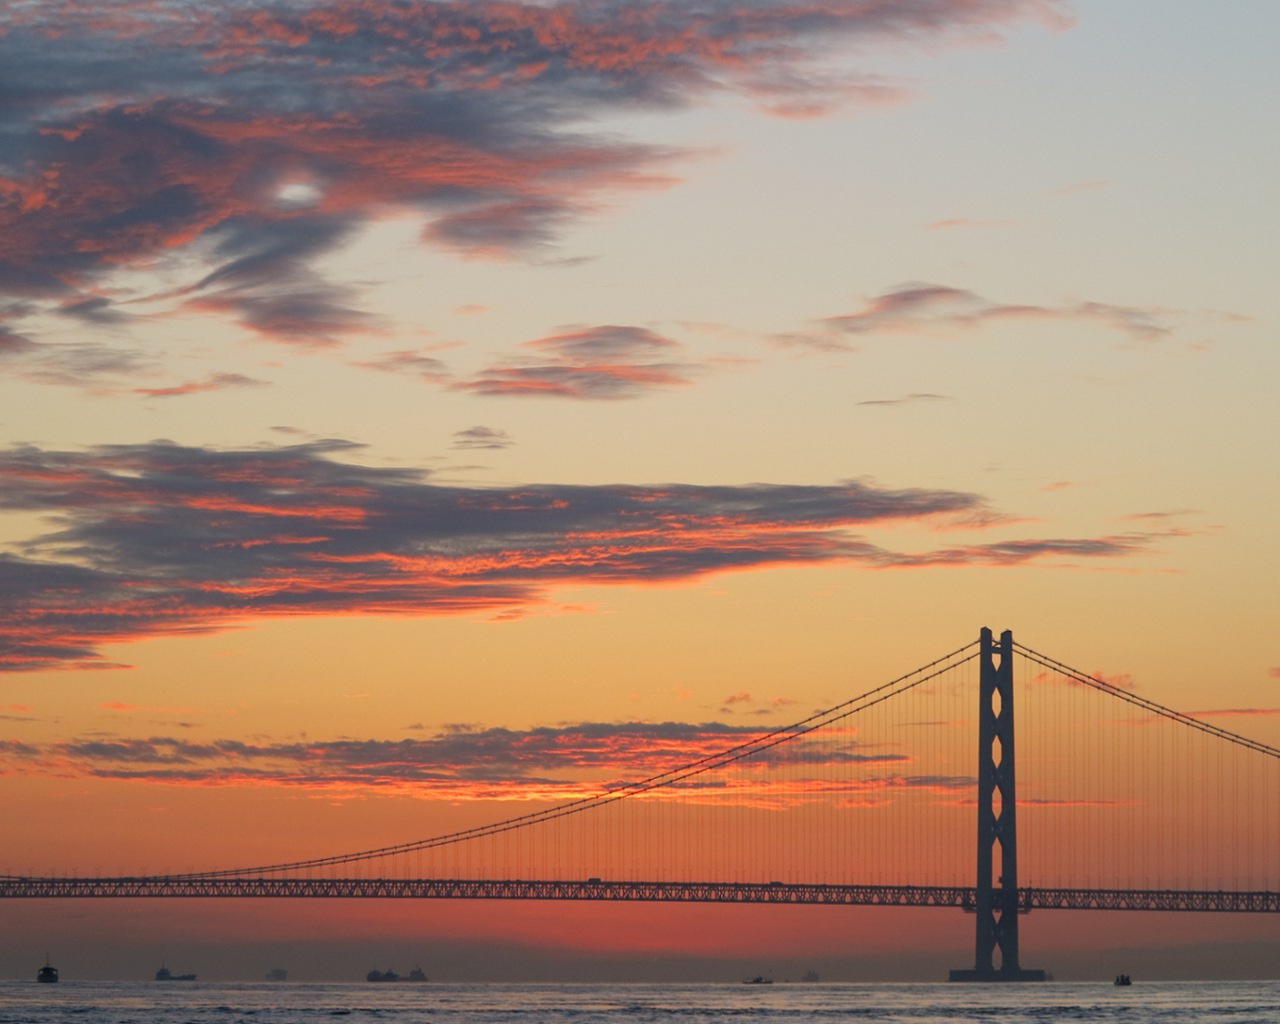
[712,692,802,717]
[454,325,698,400]
[353,349,451,383]
[776,283,1175,352]
[856,393,951,408]
[1031,669,1137,692]
[1121,509,1201,522]
[132,373,267,399]
[179,219,380,348]
[0,439,1180,673]
[1019,796,1129,807]
[879,537,1162,569]
[56,295,133,326]
[451,426,515,451]
[0,0,1067,368]
[2,342,155,390]
[827,285,1171,341]
[0,325,37,355]
[1187,707,1280,719]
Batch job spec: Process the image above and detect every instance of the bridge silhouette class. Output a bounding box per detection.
[5,628,1278,981]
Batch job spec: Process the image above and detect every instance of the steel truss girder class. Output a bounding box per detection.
[1,877,1276,912]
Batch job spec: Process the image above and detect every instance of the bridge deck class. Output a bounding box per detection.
[2,877,1276,912]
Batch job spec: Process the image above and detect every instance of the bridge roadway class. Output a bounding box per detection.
[2,876,1277,913]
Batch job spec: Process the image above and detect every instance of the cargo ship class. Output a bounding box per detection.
[367,967,427,982]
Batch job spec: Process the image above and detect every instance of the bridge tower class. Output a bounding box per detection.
[950,627,1046,982]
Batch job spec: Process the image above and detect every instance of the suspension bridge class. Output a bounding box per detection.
[4,628,1278,981]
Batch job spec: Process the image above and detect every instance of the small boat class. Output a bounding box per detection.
[1114,974,1132,986]
[743,975,773,985]
[37,960,58,984]
[265,968,288,982]
[156,965,197,981]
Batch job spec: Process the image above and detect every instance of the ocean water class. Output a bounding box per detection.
[1,980,1278,1024]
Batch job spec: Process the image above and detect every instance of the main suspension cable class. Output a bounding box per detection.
[1013,641,1280,760]
[175,639,981,879]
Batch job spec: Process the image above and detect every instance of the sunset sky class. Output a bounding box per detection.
[1,0,1278,982]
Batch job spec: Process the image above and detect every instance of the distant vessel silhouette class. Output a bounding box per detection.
[1114,974,1133,986]
[801,970,820,983]
[265,968,288,981]
[155,965,197,981]
[37,959,58,983]
[366,967,427,982]
[743,975,773,985]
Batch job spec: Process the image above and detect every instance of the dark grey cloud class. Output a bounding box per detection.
[55,296,131,326]
[183,217,375,347]
[12,721,925,792]
[0,739,41,758]
[0,439,1173,672]
[0,0,1065,361]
